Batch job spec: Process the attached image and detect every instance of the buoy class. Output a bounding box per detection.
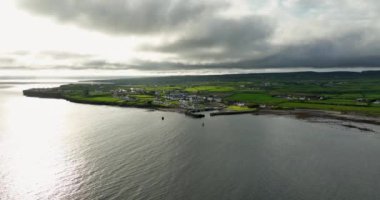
[202,122,205,127]
[162,116,164,120]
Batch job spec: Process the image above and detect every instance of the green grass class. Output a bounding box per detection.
[143,86,183,92]
[372,103,380,107]
[185,86,234,93]
[68,95,124,104]
[365,94,380,100]
[226,93,285,104]
[54,72,380,116]
[309,98,368,106]
[130,95,155,100]
[227,105,256,111]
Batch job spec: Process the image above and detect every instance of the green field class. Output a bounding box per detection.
[67,95,124,104]
[26,71,380,117]
[185,86,234,93]
[130,95,155,101]
[226,93,285,104]
[308,99,367,106]
[227,105,256,111]
[143,85,183,92]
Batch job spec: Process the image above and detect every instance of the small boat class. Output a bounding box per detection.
[162,116,164,120]
[202,122,205,127]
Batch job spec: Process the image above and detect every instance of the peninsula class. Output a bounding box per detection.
[23,71,380,121]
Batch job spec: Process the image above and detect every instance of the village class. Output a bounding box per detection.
[111,87,225,110]
[25,81,380,115]
[23,71,380,117]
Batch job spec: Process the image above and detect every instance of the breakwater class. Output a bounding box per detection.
[210,110,257,116]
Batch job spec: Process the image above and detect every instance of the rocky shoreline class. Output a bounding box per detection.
[257,109,380,125]
[257,109,379,132]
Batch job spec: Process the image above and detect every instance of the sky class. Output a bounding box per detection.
[0,0,380,76]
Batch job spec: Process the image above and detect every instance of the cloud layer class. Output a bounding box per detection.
[6,0,380,72]
[19,0,227,35]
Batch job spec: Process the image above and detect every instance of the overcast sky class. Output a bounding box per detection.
[1,0,380,76]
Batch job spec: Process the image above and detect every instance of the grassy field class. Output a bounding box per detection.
[143,85,183,92]
[130,94,155,101]
[27,71,380,116]
[308,99,367,106]
[185,86,234,93]
[67,95,124,104]
[226,93,285,105]
[227,105,256,111]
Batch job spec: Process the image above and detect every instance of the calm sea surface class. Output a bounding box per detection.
[1,81,380,200]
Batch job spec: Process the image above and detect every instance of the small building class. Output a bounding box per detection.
[188,95,204,103]
[166,93,186,100]
[113,89,128,97]
[214,98,222,103]
[235,102,245,107]
[130,88,144,94]
[124,96,136,101]
[286,96,294,100]
[356,98,367,102]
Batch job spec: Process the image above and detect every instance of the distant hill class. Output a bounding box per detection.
[96,71,380,85]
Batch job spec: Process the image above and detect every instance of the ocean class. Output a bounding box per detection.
[1,80,380,200]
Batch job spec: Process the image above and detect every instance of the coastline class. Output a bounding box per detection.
[23,89,208,118]
[210,110,257,116]
[23,88,380,128]
[257,109,379,132]
[257,109,380,125]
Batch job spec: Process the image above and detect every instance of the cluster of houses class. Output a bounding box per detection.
[103,86,380,109]
[112,88,145,101]
[163,92,223,109]
[276,94,380,105]
[356,98,380,104]
[112,88,144,96]
[276,95,325,101]
[165,92,222,103]
[111,87,224,109]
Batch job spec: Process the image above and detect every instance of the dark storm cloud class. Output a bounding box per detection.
[19,0,227,35]
[17,0,380,71]
[136,30,380,70]
[79,59,195,71]
[142,16,275,60]
[251,31,380,68]
[40,30,380,71]
[79,60,141,70]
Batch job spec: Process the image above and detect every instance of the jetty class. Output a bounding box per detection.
[185,110,205,118]
[210,110,257,117]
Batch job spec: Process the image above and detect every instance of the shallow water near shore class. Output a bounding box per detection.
[1,81,380,200]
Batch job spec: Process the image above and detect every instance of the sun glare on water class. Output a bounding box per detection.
[0,91,83,199]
